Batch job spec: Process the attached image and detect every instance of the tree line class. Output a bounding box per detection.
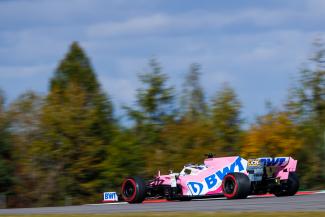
[0,41,324,207]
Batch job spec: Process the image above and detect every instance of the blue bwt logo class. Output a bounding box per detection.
[259,157,287,166]
[187,182,204,195]
[103,192,118,201]
[187,157,245,195]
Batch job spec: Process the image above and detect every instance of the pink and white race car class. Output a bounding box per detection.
[121,154,299,203]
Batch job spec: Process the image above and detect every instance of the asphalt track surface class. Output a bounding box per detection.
[0,193,324,214]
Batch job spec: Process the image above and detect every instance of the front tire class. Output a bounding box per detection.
[121,176,146,203]
[222,172,251,199]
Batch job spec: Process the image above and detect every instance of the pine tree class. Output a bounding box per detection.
[211,84,242,155]
[181,63,207,120]
[125,58,174,175]
[135,58,174,125]
[156,63,212,172]
[126,58,174,131]
[32,42,115,205]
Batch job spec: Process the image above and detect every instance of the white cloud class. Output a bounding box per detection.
[0,0,139,28]
[1,0,325,122]
[86,8,301,38]
[87,14,170,37]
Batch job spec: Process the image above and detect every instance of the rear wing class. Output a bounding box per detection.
[247,157,297,181]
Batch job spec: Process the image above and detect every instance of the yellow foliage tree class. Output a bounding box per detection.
[241,111,302,158]
[159,119,217,173]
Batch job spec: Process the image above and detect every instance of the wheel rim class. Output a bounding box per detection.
[224,177,235,194]
[122,179,136,200]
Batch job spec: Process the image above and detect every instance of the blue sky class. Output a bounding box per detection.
[0,0,324,123]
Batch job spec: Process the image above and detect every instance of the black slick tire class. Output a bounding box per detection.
[222,172,251,199]
[274,172,299,197]
[121,176,146,203]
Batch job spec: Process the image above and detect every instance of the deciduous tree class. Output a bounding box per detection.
[286,39,325,187]
[0,91,14,208]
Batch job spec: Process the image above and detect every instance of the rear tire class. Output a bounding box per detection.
[274,172,299,197]
[222,172,251,199]
[121,176,146,203]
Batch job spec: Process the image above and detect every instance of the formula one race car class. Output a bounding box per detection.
[121,154,299,203]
